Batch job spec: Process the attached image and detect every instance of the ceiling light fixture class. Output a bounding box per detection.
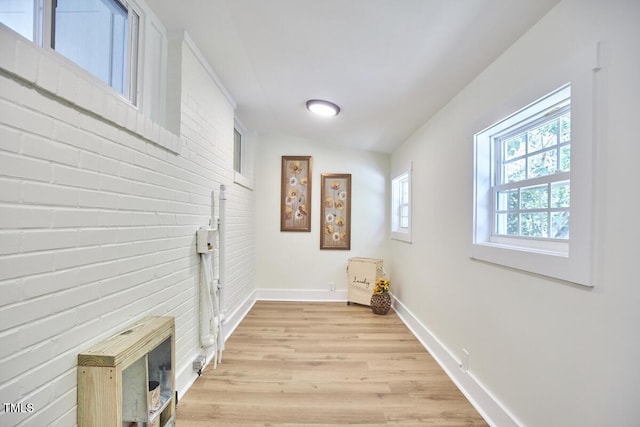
[306,99,340,117]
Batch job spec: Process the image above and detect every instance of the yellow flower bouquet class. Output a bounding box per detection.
[373,277,390,295]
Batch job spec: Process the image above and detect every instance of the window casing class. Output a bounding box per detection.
[391,166,412,243]
[472,65,596,288]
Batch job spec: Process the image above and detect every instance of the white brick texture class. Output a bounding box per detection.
[0,30,255,427]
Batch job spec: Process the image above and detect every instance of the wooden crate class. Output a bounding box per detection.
[78,316,175,427]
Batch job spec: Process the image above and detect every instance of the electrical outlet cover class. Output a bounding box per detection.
[462,349,470,373]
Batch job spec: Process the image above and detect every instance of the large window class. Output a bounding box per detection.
[475,84,570,255]
[391,165,412,243]
[472,77,595,287]
[493,92,571,243]
[0,0,140,103]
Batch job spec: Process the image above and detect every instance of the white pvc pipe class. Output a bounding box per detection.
[199,189,223,367]
[210,190,215,227]
[199,252,215,349]
[217,184,227,363]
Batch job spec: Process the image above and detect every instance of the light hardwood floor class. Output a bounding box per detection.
[176,301,488,426]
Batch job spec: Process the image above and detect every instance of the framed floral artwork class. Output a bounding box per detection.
[281,156,312,232]
[320,173,351,250]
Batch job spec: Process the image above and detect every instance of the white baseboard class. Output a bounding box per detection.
[391,296,520,427]
[256,288,348,302]
[175,346,209,404]
[222,289,257,341]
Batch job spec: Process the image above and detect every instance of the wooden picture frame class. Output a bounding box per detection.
[280,156,312,232]
[320,173,351,250]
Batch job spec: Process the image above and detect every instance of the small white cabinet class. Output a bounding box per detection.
[77,316,175,427]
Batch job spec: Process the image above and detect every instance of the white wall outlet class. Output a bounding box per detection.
[193,355,206,371]
[329,281,335,292]
[461,349,470,373]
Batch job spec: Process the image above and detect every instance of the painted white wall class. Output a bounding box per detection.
[255,133,390,297]
[0,22,255,427]
[390,0,640,426]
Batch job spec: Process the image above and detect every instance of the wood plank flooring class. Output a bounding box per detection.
[176,301,488,426]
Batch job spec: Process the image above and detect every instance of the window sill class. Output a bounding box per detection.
[489,236,568,257]
[233,171,254,190]
[391,230,412,243]
[470,241,592,287]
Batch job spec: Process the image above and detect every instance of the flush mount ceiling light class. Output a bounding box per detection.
[306,99,340,117]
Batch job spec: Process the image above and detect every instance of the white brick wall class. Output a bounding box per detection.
[174,35,256,384]
[0,26,255,426]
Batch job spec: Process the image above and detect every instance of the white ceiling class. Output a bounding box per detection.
[146,0,560,153]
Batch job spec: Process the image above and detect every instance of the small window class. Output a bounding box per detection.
[53,0,139,102]
[0,0,140,103]
[232,120,254,189]
[391,165,412,243]
[233,127,242,174]
[494,102,571,241]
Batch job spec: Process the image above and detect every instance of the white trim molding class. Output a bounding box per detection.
[256,288,348,302]
[222,289,257,342]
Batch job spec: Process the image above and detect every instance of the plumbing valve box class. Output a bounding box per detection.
[196,226,217,253]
